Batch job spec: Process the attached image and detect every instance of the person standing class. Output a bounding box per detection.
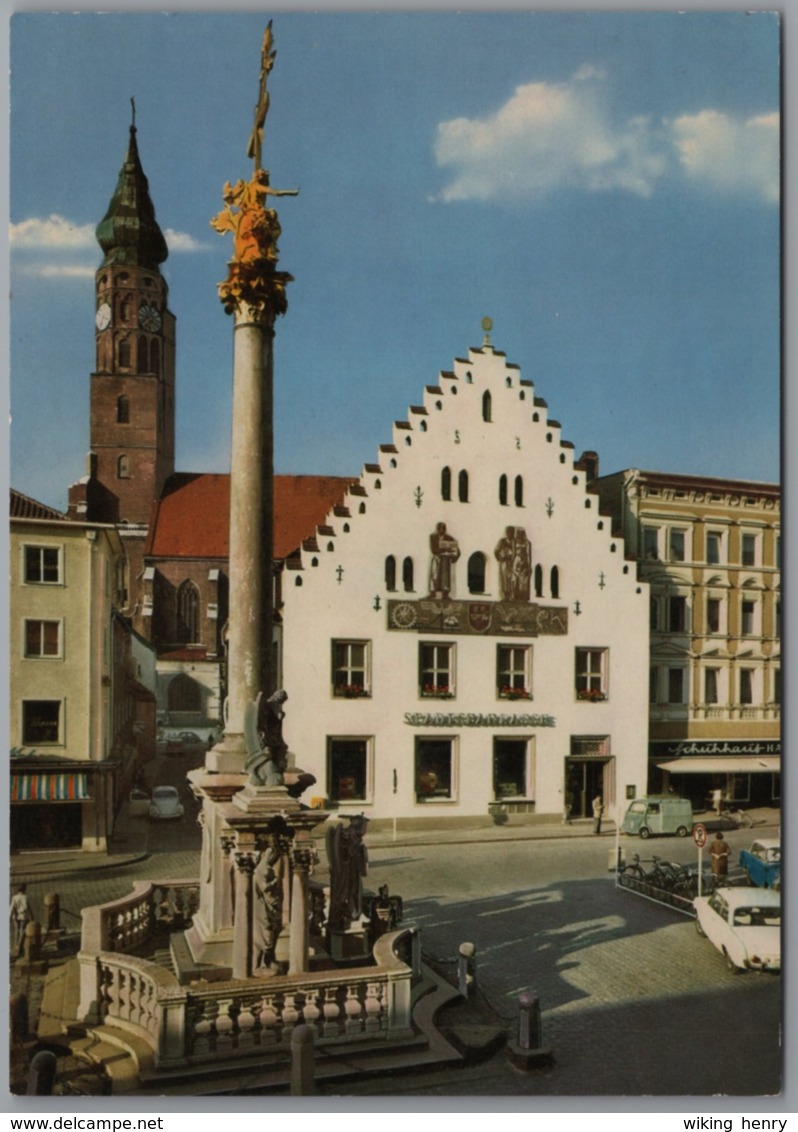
[9,884,32,955]
[592,794,604,835]
[710,831,730,879]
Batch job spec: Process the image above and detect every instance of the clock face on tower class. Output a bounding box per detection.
[95,302,112,331]
[138,303,162,332]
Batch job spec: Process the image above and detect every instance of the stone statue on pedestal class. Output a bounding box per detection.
[244,690,288,786]
[252,846,284,974]
[326,815,369,932]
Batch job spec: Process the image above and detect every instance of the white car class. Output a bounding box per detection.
[148,786,184,821]
[694,886,780,974]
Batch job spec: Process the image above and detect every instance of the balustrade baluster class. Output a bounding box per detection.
[301,990,321,1036]
[344,984,364,1035]
[364,982,382,1033]
[322,986,341,1038]
[215,998,236,1053]
[258,995,279,1046]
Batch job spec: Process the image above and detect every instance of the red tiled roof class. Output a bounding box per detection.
[10,489,69,521]
[146,473,355,560]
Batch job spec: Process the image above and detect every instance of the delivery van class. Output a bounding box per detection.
[621,795,694,839]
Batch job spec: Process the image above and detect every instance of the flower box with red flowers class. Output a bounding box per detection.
[577,688,607,702]
[334,685,370,699]
[421,684,454,699]
[499,686,532,701]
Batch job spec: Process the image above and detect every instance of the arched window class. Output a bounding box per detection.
[550,565,560,599]
[468,552,487,594]
[176,580,200,644]
[499,475,508,506]
[117,395,130,424]
[150,339,160,377]
[514,475,524,507]
[458,470,469,503]
[359,502,366,514]
[137,335,148,371]
[482,391,492,422]
[535,564,543,598]
[441,466,452,501]
[168,673,202,714]
[118,338,131,367]
[117,455,130,479]
[385,555,397,592]
[403,557,414,592]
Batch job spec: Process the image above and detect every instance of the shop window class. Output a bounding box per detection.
[419,642,455,698]
[327,738,370,802]
[575,648,608,701]
[332,640,370,697]
[117,395,130,423]
[441,466,452,502]
[24,545,61,585]
[741,533,757,566]
[24,620,61,659]
[176,580,200,643]
[402,557,414,592]
[493,739,528,799]
[415,738,454,802]
[385,555,396,592]
[497,644,532,699]
[467,552,487,594]
[22,700,61,744]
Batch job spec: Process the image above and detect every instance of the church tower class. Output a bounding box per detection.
[88,113,175,524]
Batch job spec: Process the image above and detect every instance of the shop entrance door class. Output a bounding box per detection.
[565,758,610,819]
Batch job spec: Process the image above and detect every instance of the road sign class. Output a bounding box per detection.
[693,822,707,848]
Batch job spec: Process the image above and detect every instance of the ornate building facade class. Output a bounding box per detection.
[593,469,781,808]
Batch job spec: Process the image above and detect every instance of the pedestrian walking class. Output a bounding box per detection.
[10,884,32,955]
[712,787,723,816]
[710,831,730,878]
[592,794,604,835]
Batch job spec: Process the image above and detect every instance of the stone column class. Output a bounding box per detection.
[288,842,316,976]
[232,850,257,980]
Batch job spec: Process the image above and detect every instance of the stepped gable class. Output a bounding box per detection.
[10,489,69,521]
[145,472,355,561]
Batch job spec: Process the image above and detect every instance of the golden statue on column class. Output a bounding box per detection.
[211,21,298,315]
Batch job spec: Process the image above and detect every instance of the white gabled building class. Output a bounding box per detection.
[280,331,650,828]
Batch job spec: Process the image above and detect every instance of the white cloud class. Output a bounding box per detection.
[433,69,778,207]
[433,70,666,203]
[10,215,96,249]
[163,228,208,252]
[19,264,96,278]
[670,109,779,204]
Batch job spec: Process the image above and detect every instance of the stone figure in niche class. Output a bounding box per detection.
[252,846,284,974]
[495,526,532,602]
[326,815,369,932]
[244,690,288,786]
[429,522,461,599]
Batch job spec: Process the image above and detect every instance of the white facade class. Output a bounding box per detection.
[281,338,650,826]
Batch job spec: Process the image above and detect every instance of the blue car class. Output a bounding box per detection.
[739,840,781,889]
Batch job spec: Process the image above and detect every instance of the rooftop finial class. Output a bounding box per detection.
[130,96,136,130]
[482,316,493,347]
[247,20,276,174]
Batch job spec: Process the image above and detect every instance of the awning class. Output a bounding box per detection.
[657,757,780,774]
[11,772,89,802]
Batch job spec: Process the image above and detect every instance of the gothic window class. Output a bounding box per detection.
[176,580,200,644]
[116,395,130,424]
[499,475,508,506]
[514,475,524,507]
[534,564,543,598]
[550,565,560,599]
[168,673,202,713]
[385,555,397,592]
[150,339,160,377]
[441,466,452,501]
[137,335,148,371]
[402,557,414,592]
[458,470,469,503]
[117,455,130,479]
[118,338,131,368]
[467,552,486,594]
[482,391,492,422]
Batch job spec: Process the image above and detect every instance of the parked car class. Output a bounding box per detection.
[621,795,693,839]
[739,840,781,889]
[165,731,204,754]
[148,786,185,820]
[693,886,780,974]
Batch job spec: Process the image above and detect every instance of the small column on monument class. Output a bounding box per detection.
[288,839,317,976]
[232,849,258,980]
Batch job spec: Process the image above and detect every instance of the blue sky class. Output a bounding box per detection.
[9,10,781,511]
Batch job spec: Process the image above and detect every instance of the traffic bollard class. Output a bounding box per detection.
[458,941,476,997]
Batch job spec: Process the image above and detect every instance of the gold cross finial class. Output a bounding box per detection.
[482,316,493,346]
[247,21,276,173]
